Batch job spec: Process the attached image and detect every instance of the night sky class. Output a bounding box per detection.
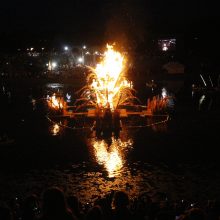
[0,0,219,48]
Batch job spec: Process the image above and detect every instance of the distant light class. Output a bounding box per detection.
[78,57,83,63]
[41,47,45,50]
[162,87,167,98]
[94,51,98,55]
[162,44,168,51]
[199,95,205,105]
[52,123,60,136]
[48,61,57,70]
[52,62,57,68]
[158,38,176,51]
[200,74,207,87]
[83,45,86,49]
[66,93,71,102]
[64,46,69,51]
[30,47,34,51]
[85,51,90,55]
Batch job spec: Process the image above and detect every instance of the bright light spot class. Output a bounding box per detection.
[199,95,206,111]
[52,123,60,135]
[78,57,83,63]
[162,88,167,98]
[64,46,69,51]
[52,62,57,68]
[83,45,86,49]
[66,93,71,102]
[48,61,57,70]
[85,51,90,55]
[162,44,168,51]
[30,47,34,51]
[200,74,207,87]
[199,95,205,105]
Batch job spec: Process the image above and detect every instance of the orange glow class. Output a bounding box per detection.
[51,123,60,135]
[47,94,63,109]
[91,44,132,109]
[92,137,133,177]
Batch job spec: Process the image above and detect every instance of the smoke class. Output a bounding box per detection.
[104,0,148,49]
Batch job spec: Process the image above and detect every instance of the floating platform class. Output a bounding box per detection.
[61,107,155,118]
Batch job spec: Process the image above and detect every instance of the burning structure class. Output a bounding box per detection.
[46,44,169,137]
[74,44,137,136]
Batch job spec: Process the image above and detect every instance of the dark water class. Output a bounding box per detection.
[0,79,220,205]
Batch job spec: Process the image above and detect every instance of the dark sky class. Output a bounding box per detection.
[0,0,219,47]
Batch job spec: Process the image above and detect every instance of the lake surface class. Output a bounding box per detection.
[0,78,220,205]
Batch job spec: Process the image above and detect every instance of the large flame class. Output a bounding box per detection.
[91,44,131,110]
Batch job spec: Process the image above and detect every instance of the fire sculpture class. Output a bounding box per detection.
[45,44,169,177]
[74,44,139,136]
[46,44,169,137]
[75,44,136,110]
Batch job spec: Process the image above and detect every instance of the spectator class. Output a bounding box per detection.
[21,194,40,220]
[38,186,77,220]
[0,203,13,220]
[179,207,206,220]
[86,205,103,220]
[67,195,84,220]
[112,191,133,220]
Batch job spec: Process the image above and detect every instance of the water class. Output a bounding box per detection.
[0,79,220,205]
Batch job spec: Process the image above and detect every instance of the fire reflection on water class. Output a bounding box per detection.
[92,137,133,177]
[51,123,60,136]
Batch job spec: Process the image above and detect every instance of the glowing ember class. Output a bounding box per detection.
[47,94,63,109]
[51,123,60,135]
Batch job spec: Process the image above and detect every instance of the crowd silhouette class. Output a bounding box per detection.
[0,186,220,220]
